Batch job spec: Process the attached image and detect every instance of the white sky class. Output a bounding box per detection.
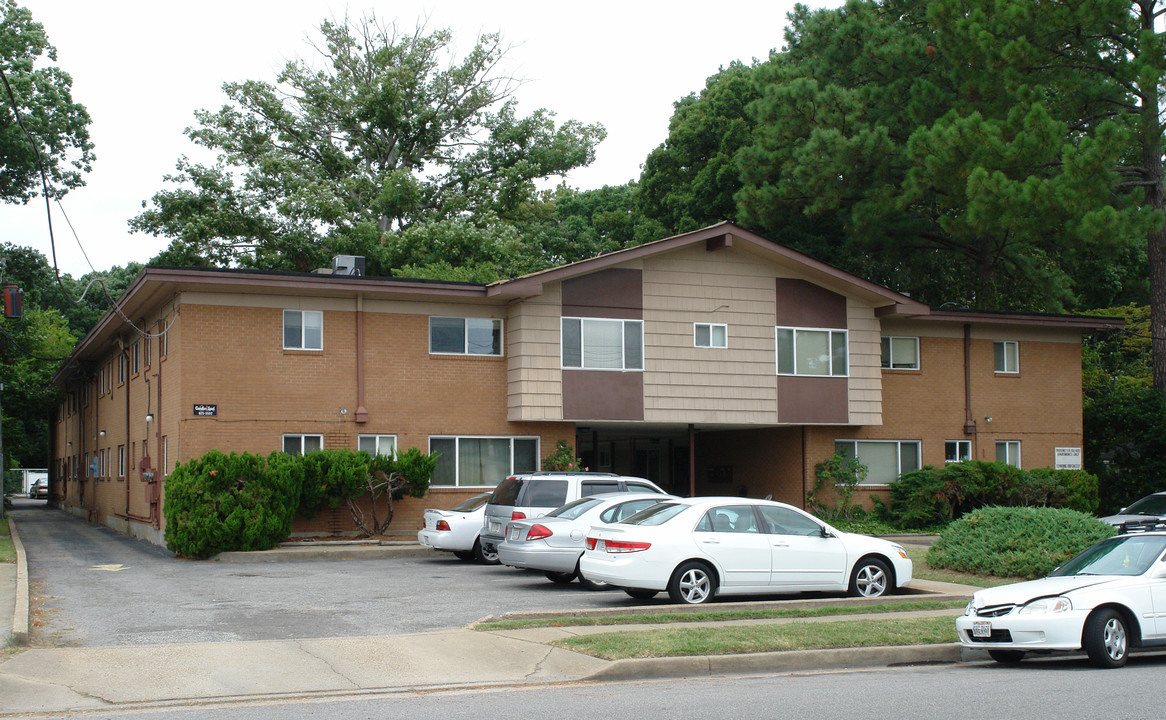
[2,0,841,277]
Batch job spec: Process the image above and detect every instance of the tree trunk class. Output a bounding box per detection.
[1139,2,1166,394]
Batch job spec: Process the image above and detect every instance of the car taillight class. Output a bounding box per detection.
[526,524,552,541]
[604,540,651,553]
[585,537,598,550]
[511,511,526,521]
[435,520,451,531]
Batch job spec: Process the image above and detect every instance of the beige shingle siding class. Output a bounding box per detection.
[506,284,563,421]
[847,300,884,425]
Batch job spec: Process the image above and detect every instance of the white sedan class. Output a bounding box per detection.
[578,497,912,604]
[956,532,1166,668]
[417,492,498,564]
[498,492,674,589]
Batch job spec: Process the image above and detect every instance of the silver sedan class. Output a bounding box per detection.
[498,492,675,589]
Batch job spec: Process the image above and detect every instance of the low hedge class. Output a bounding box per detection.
[883,461,1099,529]
[164,450,304,559]
[926,506,1116,579]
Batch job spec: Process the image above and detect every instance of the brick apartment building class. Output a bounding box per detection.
[47,223,1118,546]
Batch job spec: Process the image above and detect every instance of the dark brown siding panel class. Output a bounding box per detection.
[562,370,644,421]
[562,269,643,319]
[775,279,846,328]
[777,376,848,423]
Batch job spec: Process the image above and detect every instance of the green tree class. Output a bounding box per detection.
[0,0,94,202]
[131,16,605,274]
[638,61,762,234]
[0,304,74,469]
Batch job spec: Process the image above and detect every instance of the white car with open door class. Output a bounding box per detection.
[579,496,912,604]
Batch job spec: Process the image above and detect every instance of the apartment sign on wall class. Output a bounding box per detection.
[193,404,217,417]
[1054,447,1082,470]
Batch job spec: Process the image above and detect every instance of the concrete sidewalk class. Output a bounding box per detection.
[2,521,977,716]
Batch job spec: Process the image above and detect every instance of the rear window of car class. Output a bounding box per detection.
[520,480,569,507]
[452,493,491,512]
[548,497,602,519]
[491,477,524,505]
[600,498,662,523]
[621,502,687,526]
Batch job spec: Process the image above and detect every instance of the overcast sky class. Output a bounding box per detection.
[2,0,841,276]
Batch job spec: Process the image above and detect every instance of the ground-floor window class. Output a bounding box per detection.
[945,440,971,463]
[358,434,397,457]
[834,439,921,484]
[283,434,323,456]
[996,440,1021,467]
[429,436,539,486]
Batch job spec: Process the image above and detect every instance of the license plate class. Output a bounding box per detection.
[488,521,502,534]
[595,539,606,551]
[508,526,521,541]
[972,621,992,638]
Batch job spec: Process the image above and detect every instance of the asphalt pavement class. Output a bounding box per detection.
[1,506,981,717]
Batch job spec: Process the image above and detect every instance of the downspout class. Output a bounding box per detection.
[153,322,163,527]
[78,383,85,509]
[355,293,368,423]
[801,426,808,509]
[124,345,132,517]
[963,324,977,436]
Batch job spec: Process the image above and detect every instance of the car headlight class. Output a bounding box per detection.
[1018,597,1072,614]
[964,600,976,616]
[892,544,908,559]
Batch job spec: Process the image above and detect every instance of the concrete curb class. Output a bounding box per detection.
[10,518,28,645]
[581,643,963,682]
[214,543,437,562]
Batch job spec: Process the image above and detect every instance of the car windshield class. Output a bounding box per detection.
[547,498,603,519]
[451,493,490,512]
[1050,535,1166,577]
[620,502,687,526]
[1122,494,1166,516]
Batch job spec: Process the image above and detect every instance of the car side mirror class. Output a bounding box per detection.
[821,527,835,539]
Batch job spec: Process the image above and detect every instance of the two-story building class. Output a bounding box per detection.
[48,223,1117,545]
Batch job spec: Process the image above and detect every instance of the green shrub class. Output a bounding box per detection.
[926,506,1116,579]
[808,452,868,521]
[298,449,371,518]
[886,467,951,529]
[164,450,304,559]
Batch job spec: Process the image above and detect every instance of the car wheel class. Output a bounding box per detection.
[624,588,658,600]
[988,650,1026,664]
[545,570,576,584]
[668,561,716,604]
[1083,608,1130,668]
[849,557,891,598]
[473,538,500,565]
[453,550,475,561]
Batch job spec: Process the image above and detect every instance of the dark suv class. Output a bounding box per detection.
[480,472,666,554]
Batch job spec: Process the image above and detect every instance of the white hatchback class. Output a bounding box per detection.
[957,532,1166,668]
[579,497,912,604]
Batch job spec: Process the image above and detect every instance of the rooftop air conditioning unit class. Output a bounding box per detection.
[332,255,366,277]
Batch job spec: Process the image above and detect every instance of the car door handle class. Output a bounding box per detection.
[772,542,789,548]
[701,539,720,545]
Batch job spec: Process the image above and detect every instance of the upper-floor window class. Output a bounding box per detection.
[144,336,151,367]
[430,317,502,356]
[835,439,921,485]
[777,327,848,376]
[118,354,126,383]
[132,341,140,374]
[284,310,323,350]
[694,323,727,349]
[358,434,397,457]
[283,434,323,456]
[945,440,971,463]
[562,317,643,371]
[881,336,919,370]
[994,340,1019,373]
[996,440,1021,467]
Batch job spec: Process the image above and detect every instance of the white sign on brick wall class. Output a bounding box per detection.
[1055,447,1082,470]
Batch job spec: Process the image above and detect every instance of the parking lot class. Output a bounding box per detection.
[12,504,647,647]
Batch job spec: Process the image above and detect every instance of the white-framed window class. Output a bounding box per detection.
[118,445,125,478]
[881,336,919,370]
[834,439,921,485]
[162,436,168,477]
[561,317,644,371]
[996,440,1021,467]
[429,436,539,486]
[430,316,503,356]
[777,327,848,376]
[283,310,323,350]
[118,354,126,383]
[358,434,397,457]
[132,341,140,374]
[283,434,323,456]
[994,340,1019,373]
[694,323,728,348]
[945,440,971,463]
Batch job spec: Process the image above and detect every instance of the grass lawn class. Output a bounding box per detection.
[0,517,12,563]
[554,615,959,660]
[905,545,1026,587]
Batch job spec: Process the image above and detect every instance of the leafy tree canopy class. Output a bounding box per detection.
[131,16,606,275]
[0,0,93,202]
